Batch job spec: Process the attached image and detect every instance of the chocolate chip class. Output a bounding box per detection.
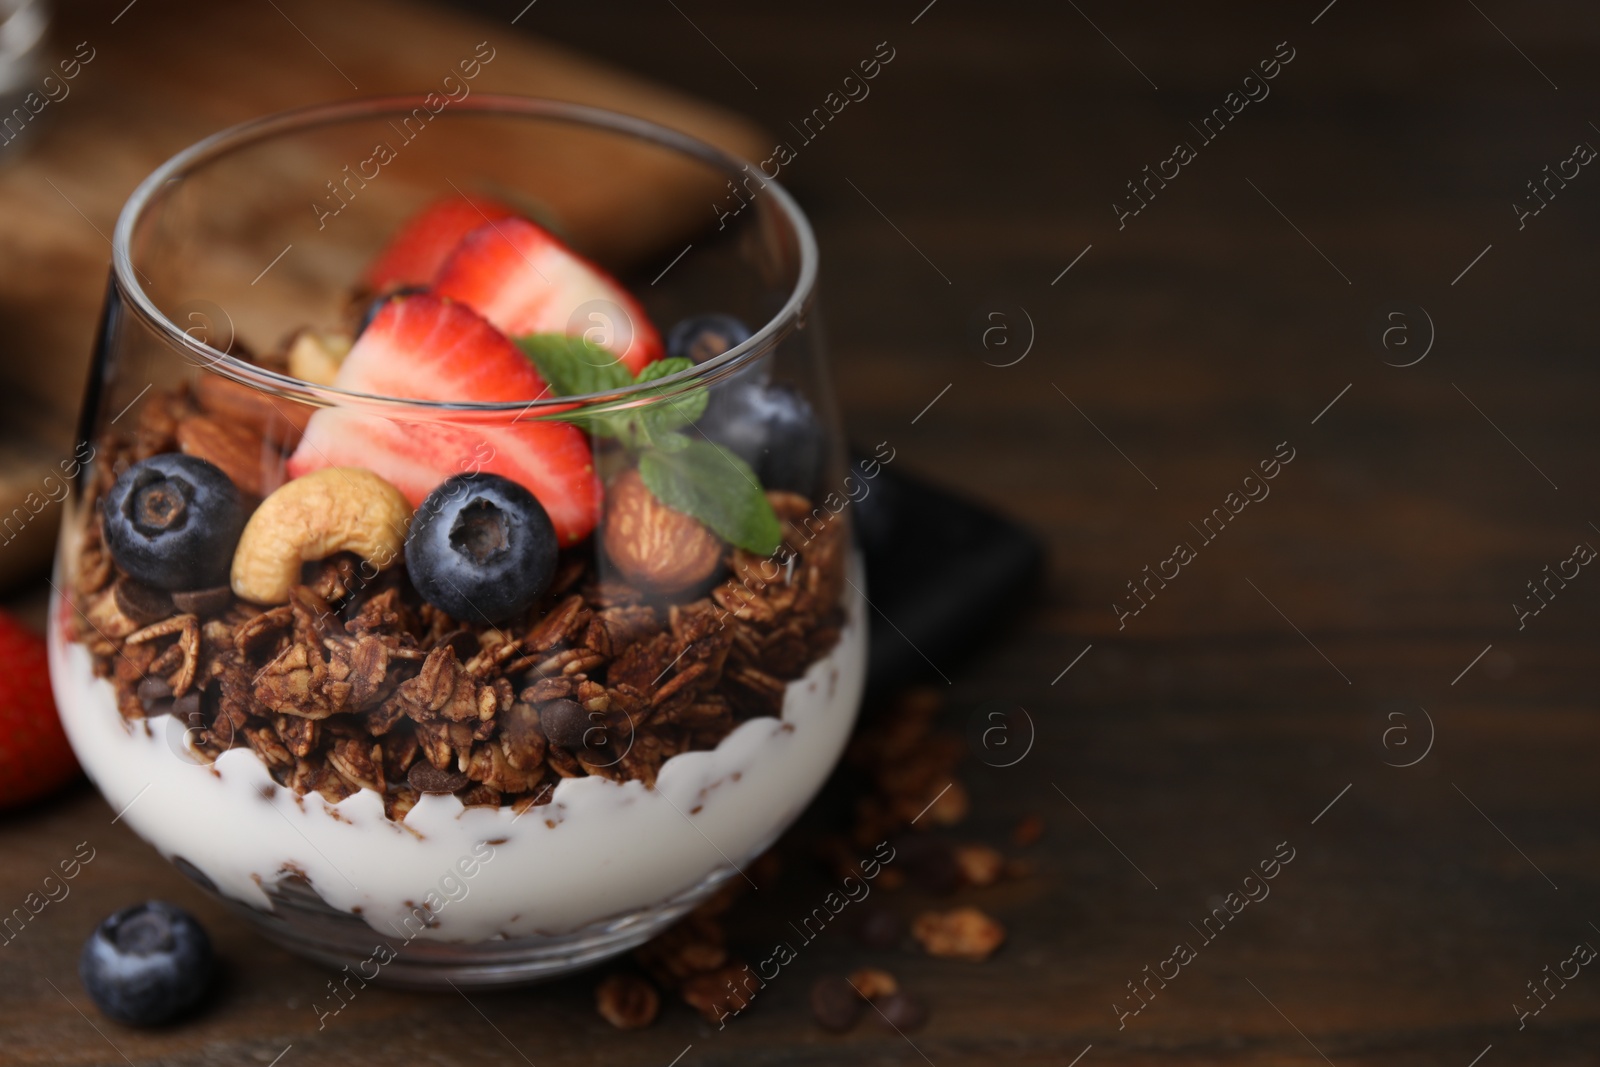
[171,691,202,728]
[407,761,470,794]
[809,976,863,1033]
[874,991,928,1032]
[539,698,604,752]
[136,675,174,713]
[896,834,961,894]
[171,584,234,617]
[439,629,481,662]
[114,578,175,625]
[853,906,905,950]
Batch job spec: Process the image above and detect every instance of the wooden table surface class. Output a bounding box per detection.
[7,0,1600,1064]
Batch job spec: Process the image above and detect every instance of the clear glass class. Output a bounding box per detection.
[47,97,865,988]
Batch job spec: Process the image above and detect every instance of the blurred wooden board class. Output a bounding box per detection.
[0,0,767,591]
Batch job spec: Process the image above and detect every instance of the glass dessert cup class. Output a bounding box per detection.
[48,97,865,989]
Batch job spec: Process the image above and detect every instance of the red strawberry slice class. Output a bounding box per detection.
[364,194,517,293]
[434,216,663,375]
[0,610,80,809]
[287,294,601,545]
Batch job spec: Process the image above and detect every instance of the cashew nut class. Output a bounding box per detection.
[287,329,353,386]
[231,467,412,604]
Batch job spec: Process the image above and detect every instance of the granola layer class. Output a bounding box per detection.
[67,387,849,821]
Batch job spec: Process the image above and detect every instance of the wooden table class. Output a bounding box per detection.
[7,0,1600,1063]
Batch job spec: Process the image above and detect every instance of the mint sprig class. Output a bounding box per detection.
[517,334,631,396]
[634,357,709,434]
[515,334,779,555]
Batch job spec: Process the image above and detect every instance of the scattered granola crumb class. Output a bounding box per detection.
[847,966,898,1001]
[953,843,1005,887]
[681,963,755,1024]
[923,780,970,826]
[1012,814,1045,846]
[912,906,1006,961]
[595,973,659,1030]
[635,913,726,988]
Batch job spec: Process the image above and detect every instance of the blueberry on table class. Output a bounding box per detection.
[665,313,752,365]
[103,454,245,591]
[698,381,824,495]
[79,901,214,1026]
[406,473,559,625]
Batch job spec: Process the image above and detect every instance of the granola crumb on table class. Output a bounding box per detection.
[595,972,660,1030]
[912,906,1007,961]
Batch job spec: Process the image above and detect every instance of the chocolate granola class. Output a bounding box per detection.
[68,385,848,820]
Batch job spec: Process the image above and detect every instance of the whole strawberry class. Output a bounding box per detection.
[0,610,80,809]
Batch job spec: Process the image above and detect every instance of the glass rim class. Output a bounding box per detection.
[110,94,819,416]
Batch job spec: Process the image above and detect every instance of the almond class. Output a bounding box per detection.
[175,413,275,498]
[602,469,723,593]
[194,373,311,448]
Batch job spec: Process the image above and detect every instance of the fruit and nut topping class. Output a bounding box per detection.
[286,328,352,386]
[406,472,559,625]
[230,466,411,605]
[73,405,843,817]
[103,454,245,592]
[69,196,847,819]
[602,468,723,593]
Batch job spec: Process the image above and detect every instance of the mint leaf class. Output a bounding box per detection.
[652,430,691,452]
[516,344,711,450]
[633,357,708,436]
[515,334,632,397]
[639,439,781,554]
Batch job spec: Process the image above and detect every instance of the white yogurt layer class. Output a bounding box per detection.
[48,575,865,942]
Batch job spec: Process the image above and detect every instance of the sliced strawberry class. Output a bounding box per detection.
[364,194,517,293]
[0,610,79,810]
[287,294,601,545]
[434,216,663,375]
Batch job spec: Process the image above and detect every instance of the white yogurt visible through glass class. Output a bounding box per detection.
[49,575,865,943]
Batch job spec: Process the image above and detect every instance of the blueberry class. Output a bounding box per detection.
[666,313,752,365]
[103,454,245,591]
[406,473,558,625]
[358,284,428,336]
[79,901,213,1026]
[671,314,774,424]
[698,382,824,495]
